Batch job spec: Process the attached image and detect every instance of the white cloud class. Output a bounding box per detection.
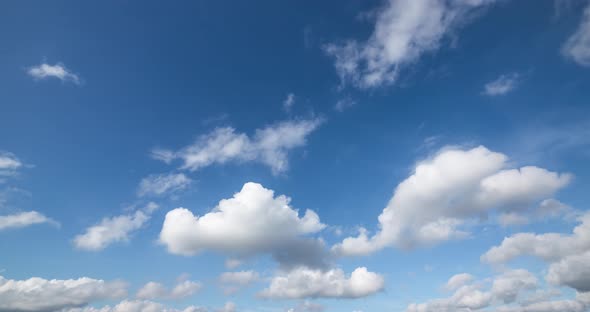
[170,280,203,299]
[562,3,590,66]
[483,73,520,96]
[74,203,158,251]
[445,273,474,291]
[137,173,192,197]
[283,93,296,112]
[325,0,498,88]
[334,97,356,112]
[62,300,208,312]
[224,259,243,270]
[160,182,327,268]
[27,62,81,84]
[259,267,384,299]
[0,211,57,231]
[287,301,324,312]
[216,302,236,312]
[136,282,167,300]
[333,146,571,256]
[0,275,126,312]
[0,152,21,178]
[219,271,260,295]
[152,118,322,174]
[407,270,538,312]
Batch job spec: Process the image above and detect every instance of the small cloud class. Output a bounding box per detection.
[137,172,192,197]
[283,93,296,112]
[0,211,58,231]
[483,73,520,96]
[562,3,590,66]
[334,97,356,112]
[27,62,81,85]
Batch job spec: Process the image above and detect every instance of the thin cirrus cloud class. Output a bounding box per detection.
[483,73,520,96]
[27,62,81,85]
[332,145,572,256]
[0,211,58,231]
[152,118,323,175]
[324,0,499,89]
[137,172,192,197]
[159,182,330,269]
[562,2,590,67]
[0,274,127,312]
[73,202,158,251]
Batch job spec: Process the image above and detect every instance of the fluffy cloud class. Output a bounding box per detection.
[562,3,590,66]
[0,211,57,231]
[258,267,384,299]
[152,118,322,174]
[333,146,571,256]
[0,275,126,312]
[445,273,474,291]
[160,182,328,268]
[287,301,325,312]
[407,270,538,312]
[483,73,520,96]
[219,271,259,295]
[325,0,498,88]
[482,211,590,293]
[137,173,192,197]
[27,62,81,84]
[136,279,202,300]
[74,203,158,251]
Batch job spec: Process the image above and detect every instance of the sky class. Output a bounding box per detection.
[1,0,590,311]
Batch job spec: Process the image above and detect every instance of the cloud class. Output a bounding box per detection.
[324,0,498,88]
[407,270,538,312]
[445,273,474,291]
[287,301,325,312]
[159,182,328,268]
[152,118,322,174]
[334,97,356,112]
[216,302,236,312]
[333,146,571,256]
[219,271,260,295]
[0,211,57,231]
[258,267,384,299]
[483,73,520,96]
[27,62,81,84]
[74,203,158,251]
[0,275,126,312]
[137,173,192,197]
[283,93,296,112]
[224,259,243,270]
[482,211,590,293]
[0,152,22,178]
[62,300,208,312]
[136,279,202,300]
[562,3,590,66]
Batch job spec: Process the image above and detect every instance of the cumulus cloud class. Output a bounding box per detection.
[27,62,81,84]
[219,271,259,295]
[287,301,325,312]
[407,270,538,312]
[259,267,384,299]
[0,275,126,312]
[160,182,328,268]
[333,146,571,256]
[0,211,57,231]
[562,3,590,66]
[74,202,158,251]
[483,211,590,293]
[445,273,474,291]
[137,173,192,197]
[136,278,202,300]
[325,0,498,88]
[62,300,208,312]
[152,118,322,174]
[483,73,520,96]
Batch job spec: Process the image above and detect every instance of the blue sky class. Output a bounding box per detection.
[1,1,590,311]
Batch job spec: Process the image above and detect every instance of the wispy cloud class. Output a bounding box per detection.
[27,62,81,85]
[483,73,520,96]
[283,93,296,112]
[0,211,58,231]
[562,2,590,66]
[137,173,192,197]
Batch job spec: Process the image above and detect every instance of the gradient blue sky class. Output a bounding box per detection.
[1,1,590,312]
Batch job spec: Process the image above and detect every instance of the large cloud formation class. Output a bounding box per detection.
[152,118,322,174]
[333,146,571,256]
[160,182,328,268]
[325,0,499,88]
[0,275,126,312]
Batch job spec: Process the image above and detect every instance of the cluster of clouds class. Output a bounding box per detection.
[136,278,202,300]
